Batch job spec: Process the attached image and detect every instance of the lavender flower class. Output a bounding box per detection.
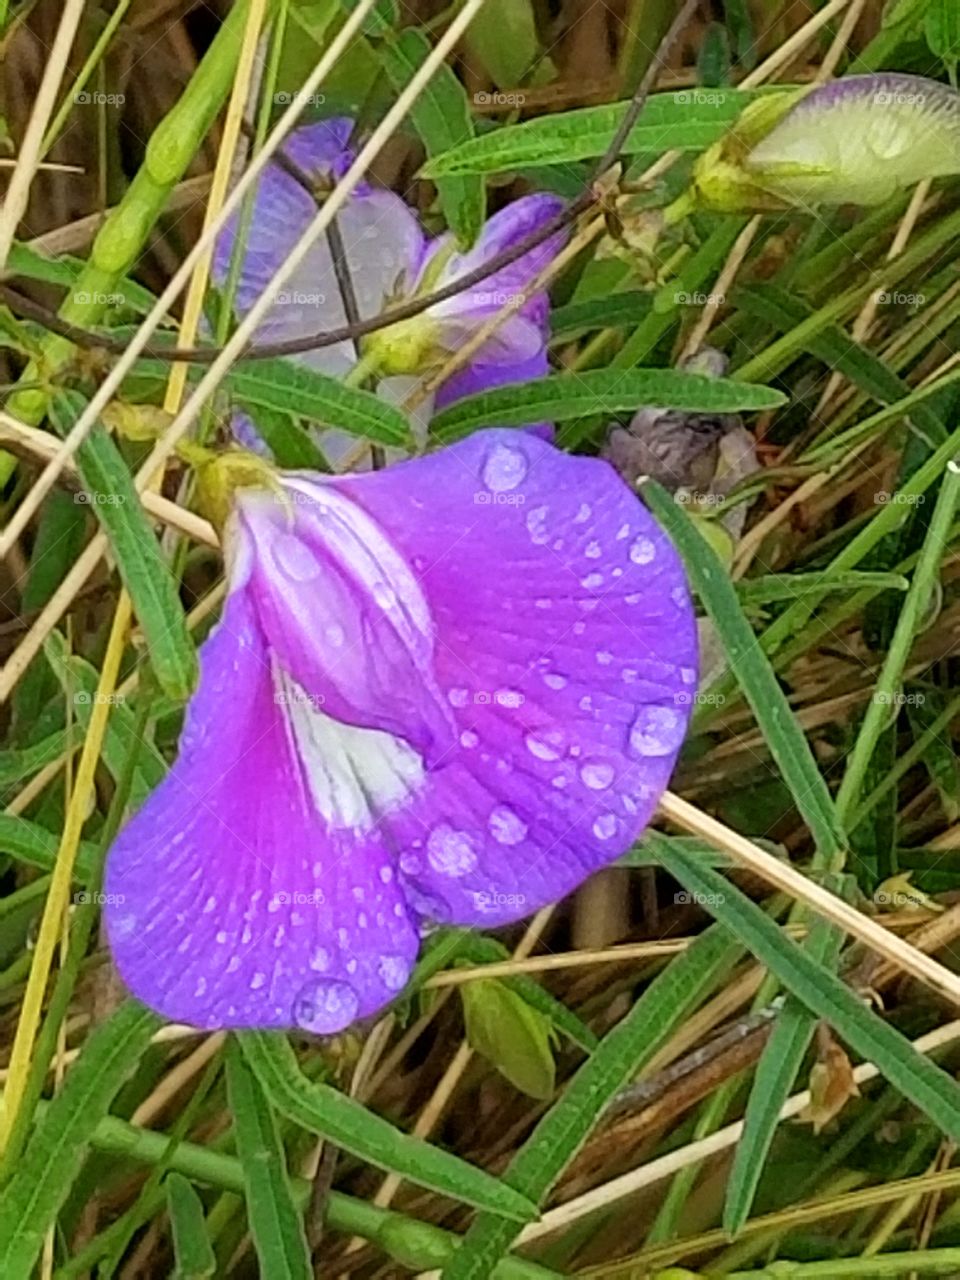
[692,74,960,211]
[104,431,697,1033]
[213,119,566,445]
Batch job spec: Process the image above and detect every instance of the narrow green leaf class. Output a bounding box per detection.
[239,1032,537,1221]
[723,919,844,1234]
[734,284,947,443]
[225,1043,311,1280]
[0,813,96,880]
[50,394,197,702]
[382,28,485,247]
[0,1001,161,1280]
[339,0,396,35]
[431,370,786,438]
[927,0,960,79]
[441,927,742,1279]
[166,1173,216,1279]
[0,726,77,788]
[464,0,544,88]
[549,291,652,341]
[422,88,768,176]
[907,688,960,822]
[642,480,846,862]
[737,571,910,606]
[660,849,960,1148]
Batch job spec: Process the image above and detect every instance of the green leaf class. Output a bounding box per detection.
[723,918,844,1234]
[907,688,960,822]
[239,1032,537,1220]
[926,0,960,79]
[0,1001,161,1280]
[423,89,769,176]
[737,571,910,606]
[223,360,412,447]
[463,0,543,88]
[50,394,198,703]
[431,370,786,439]
[0,726,77,788]
[225,1043,312,1280]
[452,932,599,1053]
[339,0,396,36]
[643,480,846,863]
[462,978,558,1100]
[733,284,947,443]
[549,291,652,341]
[660,848,960,1148]
[382,28,485,247]
[440,927,742,1279]
[0,813,96,881]
[166,1173,216,1279]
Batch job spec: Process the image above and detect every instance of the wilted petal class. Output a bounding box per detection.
[333,428,696,926]
[104,587,419,1031]
[213,121,424,379]
[746,74,960,207]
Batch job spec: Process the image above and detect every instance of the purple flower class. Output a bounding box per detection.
[213,119,566,442]
[104,430,697,1033]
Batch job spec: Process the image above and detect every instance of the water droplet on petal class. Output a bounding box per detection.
[526,505,549,544]
[543,672,567,691]
[373,581,397,609]
[426,825,478,876]
[593,813,619,840]
[482,442,528,492]
[310,946,330,972]
[630,537,656,565]
[629,705,685,757]
[448,687,469,707]
[378,954,409,992]
[272,532,318,582]
[681,666,696,685]
[460,730,479,749]
[325,623,345,648]
[488,805,528,845]
[585,540,602,559]
[574,503,592,523]
[525,729,565,762]
[580,760,615,790]
[293,978,359,1034]
[582,572,604,590]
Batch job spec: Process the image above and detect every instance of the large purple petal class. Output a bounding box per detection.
[104,587,419,1031]
[332,428,696,926]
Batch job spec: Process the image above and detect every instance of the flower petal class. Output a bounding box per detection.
[419,194,566,364]
[213,122,424,379]
[104,587,419,1031]
[747,74,960,207]
[232,483,456,763]
[333,428,697,926]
